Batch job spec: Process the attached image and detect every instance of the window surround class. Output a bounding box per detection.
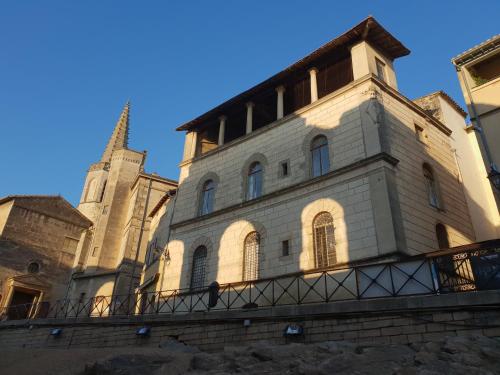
[240,153,268,201]
[190,245,208,290]
[312,211,337,268]
[195,172,220,217]
[311,135,331,177]
[302,130,333,179]
[422,163,444,210]
[243,231,261,281]
[247,162,263,200]
[185,237,213,289]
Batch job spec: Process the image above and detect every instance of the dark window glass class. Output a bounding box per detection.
[281,161,289,177]
[243,232,260,281]
[311,136,330,177]
[313,212,336,268]
[200,180,215,215]
[436,224,450,249]
[190,246,208,290]
[282,240,290,256]
[27,262,40,274]
[247,162,263,200]
[423,164,440,208]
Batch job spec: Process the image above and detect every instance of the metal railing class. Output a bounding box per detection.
[2,241,499,321]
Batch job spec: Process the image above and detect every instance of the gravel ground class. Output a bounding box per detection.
[1,335,499,375]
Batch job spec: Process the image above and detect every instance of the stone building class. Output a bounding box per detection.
[67,103,177,303]
[414,91,499,240]
[0,195,92,319]
[140,17,480,295]
[452,35,500,222]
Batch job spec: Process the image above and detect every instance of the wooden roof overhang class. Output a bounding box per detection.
[176,16,410,132]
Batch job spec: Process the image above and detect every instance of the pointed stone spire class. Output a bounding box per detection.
[100,101,130,163]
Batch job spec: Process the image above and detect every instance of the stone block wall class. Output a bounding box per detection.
[0,291,499,351]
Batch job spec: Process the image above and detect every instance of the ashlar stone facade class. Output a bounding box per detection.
[141,17,477,295]
[0,196,92,319]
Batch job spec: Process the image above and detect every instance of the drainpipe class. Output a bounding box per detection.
[127,176,154,298]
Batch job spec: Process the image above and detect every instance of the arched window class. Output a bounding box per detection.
[311,136,330,177]
[199,180,215,215]
[313,212,336,268]
[243,232,260,281]
[247,162,263,200]
[190,246,208,290]
[436,223,450,249]
[423,164,440,208]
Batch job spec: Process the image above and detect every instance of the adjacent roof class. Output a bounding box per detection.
[452,34,500,66]
[414,91,467,118]
[0,195,92,228]
[131,172,178,190]
[149,189,177,218]
[176,16,410,132]
[101,101,130,163]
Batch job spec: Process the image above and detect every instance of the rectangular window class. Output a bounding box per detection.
[282,240,290,256]
[63,237,79,252]
[415,124,425,143]
[375,58,386,82]
[280,161,289,177]
[92,246,99,257]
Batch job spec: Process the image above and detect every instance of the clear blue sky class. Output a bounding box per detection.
[1,1,499,206]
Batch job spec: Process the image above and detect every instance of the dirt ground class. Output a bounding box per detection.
[1,335,499,375]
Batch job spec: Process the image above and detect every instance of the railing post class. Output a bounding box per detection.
[324,271,328,303]
[297,277,300,304]
[429,259,441,294]
[208,281,219,309]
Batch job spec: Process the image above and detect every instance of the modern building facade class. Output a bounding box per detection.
[452,35,500,216]
[0,196,91,319]
[141,17,478,296]
[67,103,177,303]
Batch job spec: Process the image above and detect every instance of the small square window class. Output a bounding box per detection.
[375,58,386,82]
[282,240,290,256]
[280,161,290,178]
[415,124,425,143]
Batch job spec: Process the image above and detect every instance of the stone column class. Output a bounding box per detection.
[309,68,318,102]
[218,116,226,146]
[190,131,198,158]
[246,102,254,134]
[276,85,285,120]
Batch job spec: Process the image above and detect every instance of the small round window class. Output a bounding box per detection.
[27,262,40,274]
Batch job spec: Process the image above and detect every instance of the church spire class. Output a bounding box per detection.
[100,101,130,163]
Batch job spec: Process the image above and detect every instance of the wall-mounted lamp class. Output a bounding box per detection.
[283,324,304,337]
[50,328,63,337]
[136,326,151,337]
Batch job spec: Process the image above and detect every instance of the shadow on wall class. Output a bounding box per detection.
[157,93,488,292]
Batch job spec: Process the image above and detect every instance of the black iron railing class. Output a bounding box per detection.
[2,242,499,321]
